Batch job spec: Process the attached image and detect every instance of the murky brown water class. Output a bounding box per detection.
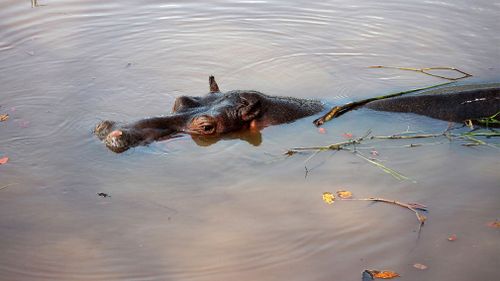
[1,0,499,280]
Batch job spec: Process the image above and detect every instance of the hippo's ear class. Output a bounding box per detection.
[239,92,262,121]
[209,75,220,93]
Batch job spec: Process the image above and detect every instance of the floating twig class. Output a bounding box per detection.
[286,128,499,180]
[341,197,427,230]
[370,132,444,140]
[0,183,18,191]
[286,130,372,154]
[369,65,473,81]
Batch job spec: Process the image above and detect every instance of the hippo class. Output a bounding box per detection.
[94,78,499,153]
[94,76,324,152]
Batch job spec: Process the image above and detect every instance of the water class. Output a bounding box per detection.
[1,0,499,280]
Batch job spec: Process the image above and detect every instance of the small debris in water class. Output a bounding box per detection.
[0,157,9,165]
[342,132,353,139]
[413,263,428,270]
[336,190,353,199]
[487,220,500,228]
[447,234,457,241]
[97,192,111,198]
[0,114,9,122]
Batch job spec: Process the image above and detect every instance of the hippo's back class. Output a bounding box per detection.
[365,84,500,122]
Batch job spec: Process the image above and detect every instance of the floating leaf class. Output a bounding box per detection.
[447,234,457,241]
[336,190,353,199]
[109,130,122,137]
[487,220,500,228]
[318,127,326,134]
[0,157,9,165]
[364,270,400,279]
[342,132,353,139]
[0,114,9,122]
[322,192,335,204]
[413,263,427,270]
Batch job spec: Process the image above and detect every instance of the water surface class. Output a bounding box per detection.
[0,0,499,280]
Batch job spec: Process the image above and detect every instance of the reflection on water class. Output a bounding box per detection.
[191,129,263,147]
[0,0,499,280]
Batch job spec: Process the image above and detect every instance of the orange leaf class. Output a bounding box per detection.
[413,263,427,270]
[0,157,9,165]
[342,132,353,139]
[487,221,500,228]
[322,192,335,204]
[373,271,400,279]
[318,128,326,134]
[447,234,457,241]
[365,270,400,279]
[0,114,9,122]
[336,190,353,199]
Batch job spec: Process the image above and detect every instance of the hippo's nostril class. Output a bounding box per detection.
[94,120,115,140]
[105,131,130,153]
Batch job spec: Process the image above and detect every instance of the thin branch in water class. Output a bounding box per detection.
[370,132,444,140]
[340,197,427,231]
[368,65,473,81]
[286,128,499,181]
[286,130,372,154]
[0,183,18,191]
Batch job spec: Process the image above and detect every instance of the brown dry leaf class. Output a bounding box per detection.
[0,157,9,165]
[365,270,400,279]
[413,263,428,270]
[0,114,9,122]
[336,190,353,199]
[447,234,457,241]
[322,192,335,204]
[487,220,500,228]
[109,130,123,137]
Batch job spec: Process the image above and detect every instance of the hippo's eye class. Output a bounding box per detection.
[202,124,214,132]
[188,116,217,135]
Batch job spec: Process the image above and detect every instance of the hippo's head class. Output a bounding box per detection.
[94,76,323,153]
[172,90,263,135]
